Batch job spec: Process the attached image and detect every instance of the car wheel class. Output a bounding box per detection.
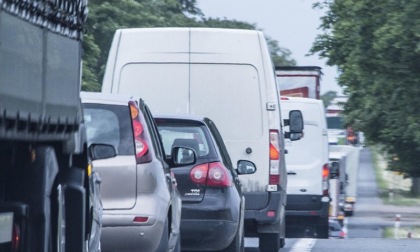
[156,217,169,252]
[259,232,280,252]
[280,238,285,248]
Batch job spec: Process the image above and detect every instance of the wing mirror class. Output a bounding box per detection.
[172,147,196,166]
[284,110,304,141]
[236,160,257,175]
[88,144,117,160]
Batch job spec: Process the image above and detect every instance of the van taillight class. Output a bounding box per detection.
[322,163,330,196]
[269,130,280,187]
[190,162,232,187]
[129,101,151,163]
[12,224,20,252]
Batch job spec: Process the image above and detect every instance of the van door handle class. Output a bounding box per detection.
[287,171,296,175]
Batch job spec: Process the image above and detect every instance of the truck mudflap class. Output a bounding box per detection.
[60,167,87,252]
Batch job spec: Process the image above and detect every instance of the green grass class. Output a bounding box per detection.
[371,147,420,206]
[383,227,420,239]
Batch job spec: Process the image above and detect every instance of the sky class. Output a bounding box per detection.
[197,0,342,95]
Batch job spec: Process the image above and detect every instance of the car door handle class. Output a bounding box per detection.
[287,171,296,175]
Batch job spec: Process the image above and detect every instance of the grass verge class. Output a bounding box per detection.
[383,227,420,239]
[371,146,420,206]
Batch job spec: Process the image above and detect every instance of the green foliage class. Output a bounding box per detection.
[320,90,337,107]
[311,0,420,178]
[82,0,296,91]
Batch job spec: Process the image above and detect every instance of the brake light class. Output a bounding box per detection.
[322,163,329,196]
[190,162,232,187]
[190,163,208,184]
[129,101,151,163]
[12,224,20,252]
[269,130,280,186]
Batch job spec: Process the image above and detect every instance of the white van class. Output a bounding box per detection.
[280,97,330,238]
[102,27,303,252]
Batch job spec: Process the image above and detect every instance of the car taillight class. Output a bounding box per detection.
[12,224,20,252]
[129,101,151,163]
[269,130,280,186]
[190,162,232,187]
[322,163,330,197]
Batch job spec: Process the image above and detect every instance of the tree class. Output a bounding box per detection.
[82,0,296,91]
[311,0,420,194]
[320,90,337,108]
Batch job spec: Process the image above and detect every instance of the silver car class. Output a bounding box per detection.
[81,92,182,252]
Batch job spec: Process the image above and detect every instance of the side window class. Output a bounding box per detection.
[140,101,165,159]
[206,119,233,169]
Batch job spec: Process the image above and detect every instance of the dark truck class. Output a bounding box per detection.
[0,1,96,251]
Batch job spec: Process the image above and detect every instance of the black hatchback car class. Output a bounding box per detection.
[155,114,256,252]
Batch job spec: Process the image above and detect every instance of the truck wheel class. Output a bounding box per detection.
[259,233,280,252]
[316,219,329,239]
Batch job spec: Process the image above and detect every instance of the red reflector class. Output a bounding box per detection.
[133,216,149,223]
[309,211,318,215]
[269,174,279,185]
[267,210,276,217]
[280,97,290,100]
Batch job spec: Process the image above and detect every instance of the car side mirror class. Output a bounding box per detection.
[236,160,256,175]
[284,110,304,141]
[172,147,196,166]
[89,144,117,160]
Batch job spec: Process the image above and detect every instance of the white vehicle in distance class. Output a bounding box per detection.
[280,97,330,239]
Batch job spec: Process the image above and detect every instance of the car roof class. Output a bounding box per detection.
[154,113,208,123]
[81,91,139,105]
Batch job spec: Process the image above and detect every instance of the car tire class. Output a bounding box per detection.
[280,238,285,248]
[156,217,169,252]
[316,219,329,239]
[259,232,280,252]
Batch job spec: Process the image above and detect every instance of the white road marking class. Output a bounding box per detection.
[290,238,317,252]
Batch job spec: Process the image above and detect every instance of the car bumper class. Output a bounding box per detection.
[100,215,164,252]
[244,191,283,224]
[180,187,241,250]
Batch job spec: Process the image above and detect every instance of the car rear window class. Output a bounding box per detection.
[83,103,135,155]
[156,121,214,158]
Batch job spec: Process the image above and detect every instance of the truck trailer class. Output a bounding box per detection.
[275,66,322,99]
[0,1,99,251]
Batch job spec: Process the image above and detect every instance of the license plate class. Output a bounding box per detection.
[0,212,13,244]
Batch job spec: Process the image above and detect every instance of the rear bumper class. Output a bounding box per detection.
[244,191,283,224]
[101,213,163,252]
[101,225,163,252]
[180,187,241,250]
[181,219,238,251]
[285,194,330,218]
